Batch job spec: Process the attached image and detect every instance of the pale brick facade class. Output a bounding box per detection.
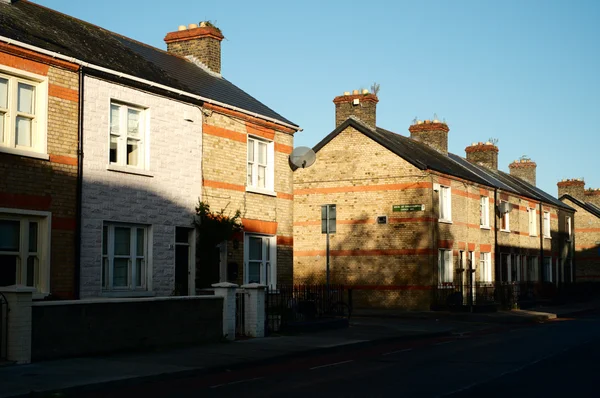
[0,47,79,299]
[80,76,202,298]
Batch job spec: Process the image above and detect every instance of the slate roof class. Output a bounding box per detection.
[314,118,574,210]
[0,0,297,128]
[560,195,600,218]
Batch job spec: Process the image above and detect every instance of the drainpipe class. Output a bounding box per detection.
[74,67,85,299]
[430,174,437,302]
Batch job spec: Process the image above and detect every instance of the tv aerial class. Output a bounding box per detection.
[289,146,316,171]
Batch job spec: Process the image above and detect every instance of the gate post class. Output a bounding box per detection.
[0,285,36,364]
[241,283,266,337]
[212,282,238,341]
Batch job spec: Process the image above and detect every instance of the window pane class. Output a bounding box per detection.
[127,139,139,166]
[175,227,189,244]
[247,139,254,162]
[0,254,17,286]
[102,226,108,255]
[0,112,4,144]
[110,135,118,163]
[127,108,140,136]
[17,82,34,114]
[136,259,144,287]
[0,77,7,109]
[16,116,32,147]
[248,261,261,284]
[113,258,128,287]
[248,237,262,261]
[0,220,20,251]
[114,227,130,255]
[247,163,253,186]
[258,165,266,188]
[26,255,38,287]
[258,142,267,165]
[136,228,144,256]
[110,104,120,135]
[28,222,38,252]
[102,257,108,288]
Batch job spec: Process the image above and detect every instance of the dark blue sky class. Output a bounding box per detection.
[34,0,600,196]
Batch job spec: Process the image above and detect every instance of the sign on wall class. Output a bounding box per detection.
[393,204,425,212]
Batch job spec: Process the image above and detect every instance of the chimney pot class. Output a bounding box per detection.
[178,25,187,31]
[465,141,499,170]
[343,91,350,96]
[352,89,359,95]
[362,89,369,94]
[333,89,379,128]
[408,118,450,154]
[188,23,198,29]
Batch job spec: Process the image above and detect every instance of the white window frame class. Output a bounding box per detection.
[528,208,537,236]
[244,233,277,288]
[246,136,275,195]
[0,66,48,159]
[528,256,539,282]
[543,211,551,238]
[438,249,453,285]
[102,223,150,292]
[500,201,510,232]
[480,196,490,228]
[566,216,572,241]
[438,185,452,223]
[0,208,51,297]
[109,101,148,170]
[479,252,492,283]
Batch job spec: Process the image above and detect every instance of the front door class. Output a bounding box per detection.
[175,227,192,295]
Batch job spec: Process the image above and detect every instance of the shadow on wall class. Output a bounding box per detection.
[295,210,452,310]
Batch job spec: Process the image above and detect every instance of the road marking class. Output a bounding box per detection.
[382,348,413,356]
[210,377,264,389]
[310,360,354,370]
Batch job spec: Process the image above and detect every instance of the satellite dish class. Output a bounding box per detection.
[289,146,316,171]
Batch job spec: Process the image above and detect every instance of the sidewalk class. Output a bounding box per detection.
[1,300,598,398]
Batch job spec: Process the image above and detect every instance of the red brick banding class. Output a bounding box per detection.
[408,122,449,133]
[164,26,224,44]
[509,160,537,168]
[557,179,584,187]
[333,93,379,105]
[465,144,498,153]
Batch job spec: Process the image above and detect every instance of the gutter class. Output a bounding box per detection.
[74,67,84,299]
[0,35,302,132]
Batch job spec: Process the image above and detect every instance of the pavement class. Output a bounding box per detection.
[1,299,599,398]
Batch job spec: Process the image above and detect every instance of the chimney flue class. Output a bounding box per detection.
[509,159,537,186]
[409,120,450,155]
[465,142,498,170]
[333,90,378,129]
[164,22,224,74]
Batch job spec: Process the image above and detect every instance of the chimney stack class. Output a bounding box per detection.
[465,142,499,170]
[508,159,537,186]
[333,90,378,129]
[164,21,224,74]
[408,119,450,155]
[584,188,600,207]
[557,178,585,200]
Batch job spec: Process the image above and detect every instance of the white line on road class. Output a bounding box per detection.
[210,377,264,389]
[382,348,413,356]
[310,360,354,370]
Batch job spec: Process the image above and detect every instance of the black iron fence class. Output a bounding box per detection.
[265,284,351,334]
[235,289,245,338]
[433,281,557,310]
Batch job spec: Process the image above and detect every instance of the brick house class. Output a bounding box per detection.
[558,179,600,282]
[1,1,298,299]
[294,90,574,310]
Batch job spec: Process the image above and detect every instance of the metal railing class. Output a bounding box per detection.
[235,289,245,338]
[265,284,351,334]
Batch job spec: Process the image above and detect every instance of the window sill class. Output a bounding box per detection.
[438,219,453,224]
[0,146,49,161]
[246,186,277,197]
[480,225,491,230]
[500,229,510,233]
[544,236,552,240]
[101,291,155,298]
[107,164,154,177]
[529,234,538,237]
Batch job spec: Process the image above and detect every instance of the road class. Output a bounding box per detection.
[82,312,600,398]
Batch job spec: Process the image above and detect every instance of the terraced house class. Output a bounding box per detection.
[294,90,574,310]
[0,0,298,299]
[558,179,600,283]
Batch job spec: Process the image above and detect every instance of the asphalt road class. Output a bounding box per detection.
[82,312,600,398]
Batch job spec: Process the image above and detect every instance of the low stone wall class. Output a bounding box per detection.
[31,296,223,361]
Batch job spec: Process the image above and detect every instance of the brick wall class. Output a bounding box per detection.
[80,76,203,298]
[561,197,600,282]
[0,51,79,298]
[200,106,295,287]
[164,26,224,74]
